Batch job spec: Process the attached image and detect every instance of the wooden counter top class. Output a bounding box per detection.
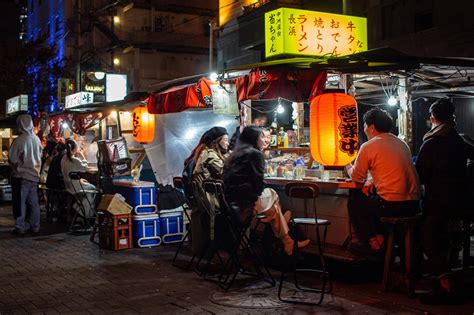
[264,176,358,189]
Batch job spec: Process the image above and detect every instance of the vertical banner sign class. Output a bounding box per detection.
[211,84,239,116]
[265,8,367,59]
[57,78,74,109]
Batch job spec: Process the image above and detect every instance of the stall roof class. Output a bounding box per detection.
[58,91,150,114]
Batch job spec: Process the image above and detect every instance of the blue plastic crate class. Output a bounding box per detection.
[113,181,157,214]
[160,211,184,244]
[133,214,162,248]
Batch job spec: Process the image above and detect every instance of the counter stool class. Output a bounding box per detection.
[278,183,331,306]
[380,214,422,297]
[172,176,196,270]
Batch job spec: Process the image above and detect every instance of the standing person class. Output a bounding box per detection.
[61,139,96,217]
[223,126,309,255]
[228,108,268,151]
[8,114,43,234]
[415,99,474,303]
[346,108,421,252]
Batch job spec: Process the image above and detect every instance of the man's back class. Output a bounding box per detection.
[351,133,420,201]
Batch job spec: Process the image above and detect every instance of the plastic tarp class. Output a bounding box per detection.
[144,109,238,185]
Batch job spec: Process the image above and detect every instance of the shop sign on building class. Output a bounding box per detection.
[6,95,28,114]
[81,71,106,103]
[211,84,239,116]
[57,78,74,109]
[265,8,367,59]
[65,92,94,109]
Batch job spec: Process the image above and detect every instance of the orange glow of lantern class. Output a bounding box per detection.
[310,92,358,167]
[133,106,155,144]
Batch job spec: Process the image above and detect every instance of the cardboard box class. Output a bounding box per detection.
[97,194,133,215]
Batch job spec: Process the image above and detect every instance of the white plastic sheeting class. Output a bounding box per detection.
[144,109,238,185]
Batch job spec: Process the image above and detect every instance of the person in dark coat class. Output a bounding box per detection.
[416,98,474,303]
[223,126,309,255]
[228,109,268,151]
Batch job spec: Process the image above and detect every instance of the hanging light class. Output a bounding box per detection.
[276,98,284,114]
[310,92,358,167]
[387,95,397,106]
[133,106,155,144]
[209,72,218,81]
[62,122,69,129]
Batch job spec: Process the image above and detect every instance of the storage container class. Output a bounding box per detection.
[113,181,157,214]
[160,211,184,244]
[98,212,132,251]
[133,214,162,248]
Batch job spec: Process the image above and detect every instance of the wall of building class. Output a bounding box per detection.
[349,0,474,58]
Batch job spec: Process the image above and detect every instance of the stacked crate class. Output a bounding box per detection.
[98,212,133,250]
[113,181,161,248]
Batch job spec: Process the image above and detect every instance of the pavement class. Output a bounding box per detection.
[0,203,473,314]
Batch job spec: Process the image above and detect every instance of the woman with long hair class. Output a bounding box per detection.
[193,127,229,195]
[61,139,97,217]
[223,126,309,255]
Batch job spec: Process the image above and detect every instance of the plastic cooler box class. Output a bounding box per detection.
[113,180,157,214]
[160,210,185,244]
[133,214,162,248]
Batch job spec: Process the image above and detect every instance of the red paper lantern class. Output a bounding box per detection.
[133,106,155,144]
[310,92,358,167]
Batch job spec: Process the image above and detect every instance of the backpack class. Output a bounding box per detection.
[182,158,195,200]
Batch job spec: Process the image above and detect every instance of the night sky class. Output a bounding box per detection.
[0,0,22,48]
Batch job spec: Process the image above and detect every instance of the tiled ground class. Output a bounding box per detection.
[0,203,473,314]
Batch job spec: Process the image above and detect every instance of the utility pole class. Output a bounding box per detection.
[75,0,81,92]
[209,20,214,74]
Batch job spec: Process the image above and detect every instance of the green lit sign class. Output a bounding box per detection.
[265,8,367,59]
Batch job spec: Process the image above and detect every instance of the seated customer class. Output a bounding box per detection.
[46,141,66,190]
[346,108,421,252]
[61,139,97,217]
[223,126,309,255]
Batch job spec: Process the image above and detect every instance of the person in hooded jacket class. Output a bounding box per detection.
[8,114,43,234]
[223,126,310,255]
[416,99,474,303]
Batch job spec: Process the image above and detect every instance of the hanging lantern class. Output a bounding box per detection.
[310,92,358,167]
[133,106,155,144]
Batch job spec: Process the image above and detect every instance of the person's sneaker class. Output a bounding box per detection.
[29,227,40,233]
[10,228,25,235]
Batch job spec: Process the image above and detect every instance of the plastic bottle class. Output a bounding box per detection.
[278,127,286,148]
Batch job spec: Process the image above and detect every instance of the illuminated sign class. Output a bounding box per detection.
[65,92,94,109]
[265,8,367,59]
[6,95,28,114]
[81,71,106,102]
[106,74,127,102]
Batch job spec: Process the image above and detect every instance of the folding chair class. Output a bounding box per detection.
[68,172,99,233]
[202,179,275,290]
[278,182,331,306]
[171,176,196,269]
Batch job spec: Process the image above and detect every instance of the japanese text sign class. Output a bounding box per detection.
[65,92,94,109]
[265,8,367,59]
[6,95,28,114]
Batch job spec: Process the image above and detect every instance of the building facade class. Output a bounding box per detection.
[25,0,217,112]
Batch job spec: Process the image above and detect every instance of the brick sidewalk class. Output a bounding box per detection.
[0,204,472,314]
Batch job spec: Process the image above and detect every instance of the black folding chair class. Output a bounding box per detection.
[171,176,196,269]
[68,172,99,233]
[278,182,331,306]
[202,179,275,290]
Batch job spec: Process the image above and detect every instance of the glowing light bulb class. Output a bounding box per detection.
[62,122,69,129]
[113,58,120,65]
[388,96,397,106]
[277,104,284,114]
[209,72,218,81]
[113,16,120,24]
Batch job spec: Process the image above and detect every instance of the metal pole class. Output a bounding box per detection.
[75,0,81,92]
[342,0,347,15]
[209,20,213,73]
